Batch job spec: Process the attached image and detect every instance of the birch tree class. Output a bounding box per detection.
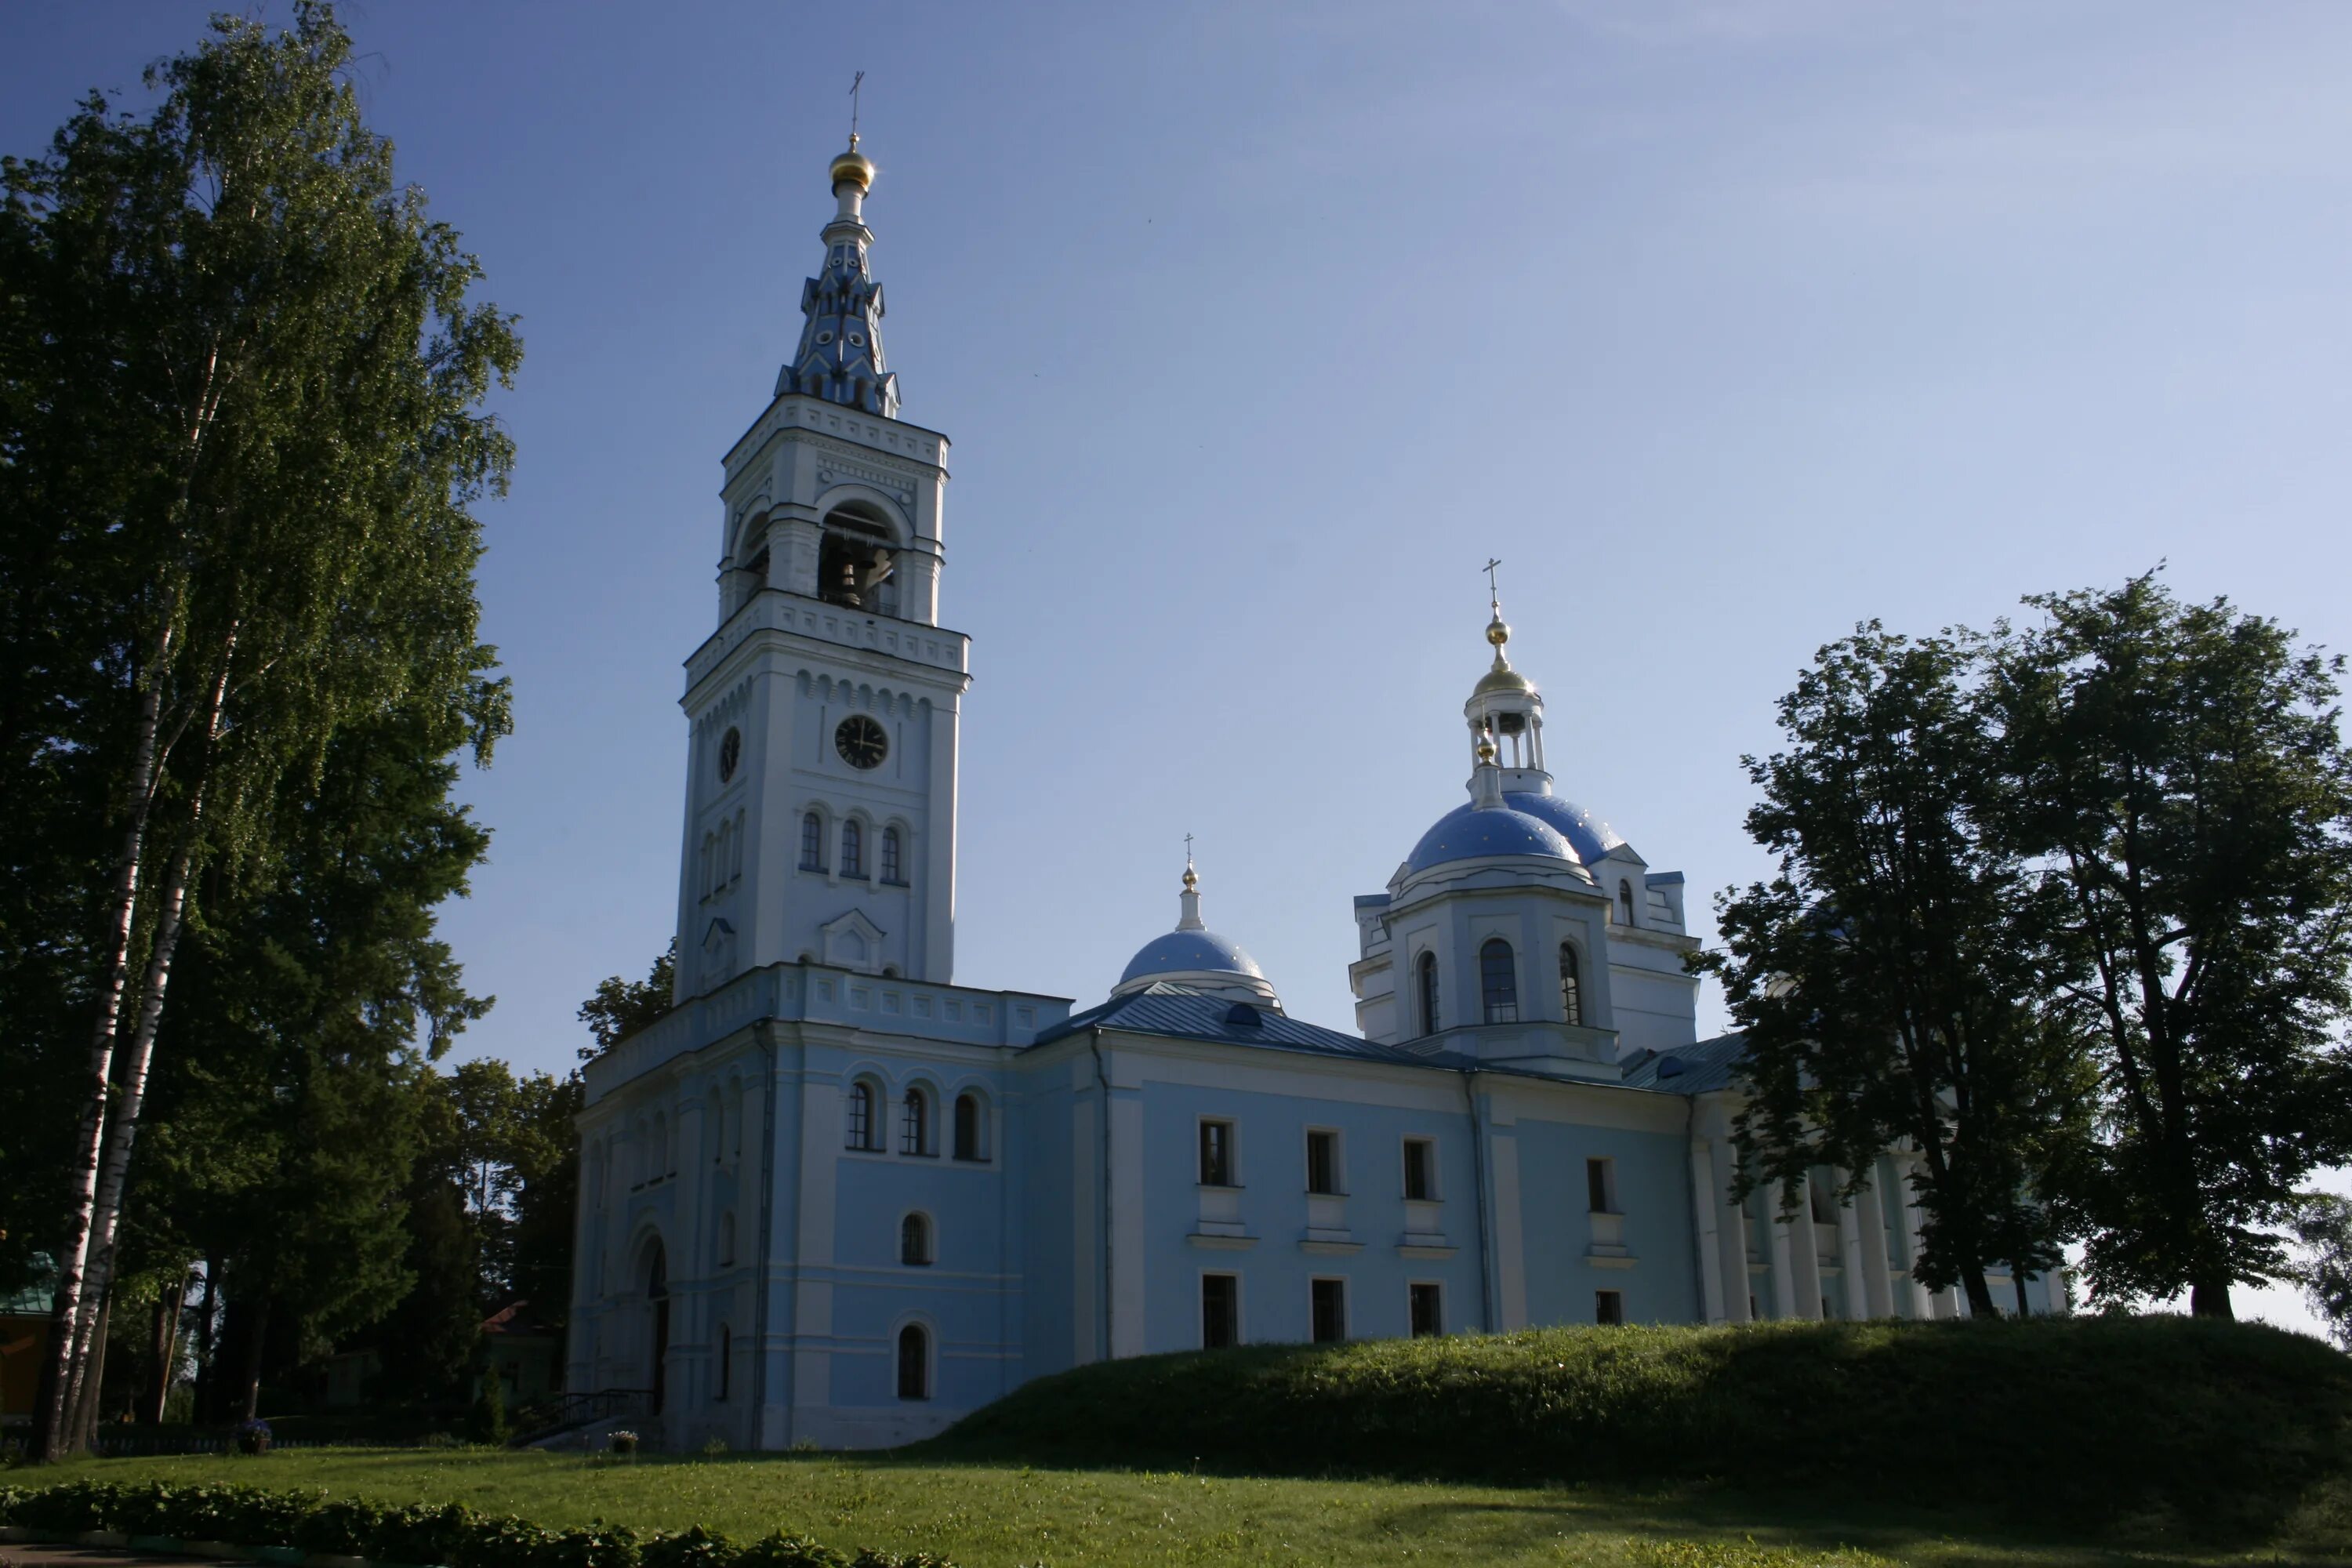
[1,2,517,1456]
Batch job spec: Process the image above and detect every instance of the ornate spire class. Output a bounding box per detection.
[1178,838,1206,931]
[776,133,900,416]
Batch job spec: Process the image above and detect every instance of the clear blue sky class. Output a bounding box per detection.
[9,2,2351,1330]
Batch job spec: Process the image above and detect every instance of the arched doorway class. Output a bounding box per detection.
[644,1240,670,1416]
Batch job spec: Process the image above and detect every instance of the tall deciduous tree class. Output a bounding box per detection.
[1,2,517,1457]
[1991,575,2352,1316]
[578,943,678,1061]
[1697,626,2082,1314]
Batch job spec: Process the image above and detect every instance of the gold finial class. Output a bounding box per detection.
[1483,557,1511,657]
[1475,735,1498,766]
[1182,833,1197,891]
[830,72,877,193]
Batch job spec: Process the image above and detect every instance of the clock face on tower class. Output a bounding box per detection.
[835,714,888,770]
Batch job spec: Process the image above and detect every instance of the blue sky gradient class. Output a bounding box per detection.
[9,1,2350,1330]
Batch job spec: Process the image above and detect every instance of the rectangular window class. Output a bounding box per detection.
[1311,1278,1348,1343]
[1409,1282,1443,1338]
[1403,1138,1436,1201]
[1202,1274,1240,1349]
[1200,1120,1235,1187]
[1305,1129,1340,1195]
[1586,1156,1616,1214]
[1595,1290,1624,1326]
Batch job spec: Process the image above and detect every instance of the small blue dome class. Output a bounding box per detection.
[1406,804,1575,873]
[1502,791,1627,865]
[1120,928,1265,986]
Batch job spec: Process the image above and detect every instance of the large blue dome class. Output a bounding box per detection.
[1501,791,1626,864]
[1119,928,1265,986]
[1406,804,1575,873]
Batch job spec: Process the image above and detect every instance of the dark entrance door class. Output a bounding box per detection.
[646,1241,670,1416]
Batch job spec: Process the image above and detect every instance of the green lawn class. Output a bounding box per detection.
[22,1445,2347,1568]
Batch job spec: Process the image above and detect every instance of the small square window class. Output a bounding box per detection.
[1200,1120,1235,1187]
[1202,1274,1240,1349]
[1409,1282,1443,1338]
[1586,1156,1617,1215]
[1403,1138,1436,1201]
[1311,1278,1348,1344]
[1595,1289,1624,1326]
[1305,1129,1340,1195]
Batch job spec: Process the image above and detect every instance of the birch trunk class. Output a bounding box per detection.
[34,628,174,1461]
[60,643,232,1438]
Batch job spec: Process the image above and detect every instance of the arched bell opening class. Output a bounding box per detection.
[818,501,898,616]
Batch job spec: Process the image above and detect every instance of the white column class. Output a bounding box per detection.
[1892,1156,1935,1319]
[1689,1139,1726,1324]
[1834,1178,1870,1319]
[1768,1211,1798,1320]
[1709,1138,1752,1323]
[1855,1163,1896,1319]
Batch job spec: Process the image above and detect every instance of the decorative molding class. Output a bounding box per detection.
[1185,1232,1261,1250]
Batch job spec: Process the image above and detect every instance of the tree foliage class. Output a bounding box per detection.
[1698,626,2081,1312]
[579,942,677,1060]
[1991,575,2352,1312]
[1710,574,2352,1318]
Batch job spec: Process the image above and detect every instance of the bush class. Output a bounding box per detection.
[924,1315,2352,1538]
[0,1480,956,1567]
[469,1373,510,1447]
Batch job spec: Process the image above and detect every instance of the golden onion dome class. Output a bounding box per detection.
[1475,660,1537,698]
[830,136,876,193]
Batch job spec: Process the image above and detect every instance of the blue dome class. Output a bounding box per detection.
[1120,928,1265,985]
[1406,804,1576,873]
[1501,791,1627,865]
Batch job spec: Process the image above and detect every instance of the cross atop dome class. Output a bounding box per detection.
[776,131,900,416]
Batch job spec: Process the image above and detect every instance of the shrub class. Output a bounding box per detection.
[0,1481,955,1568]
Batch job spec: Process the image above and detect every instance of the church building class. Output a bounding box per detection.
[566,138,2067,1452]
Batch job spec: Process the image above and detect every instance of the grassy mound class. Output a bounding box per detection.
[924,1316,2352,1540]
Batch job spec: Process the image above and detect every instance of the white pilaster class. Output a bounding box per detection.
[1689,1138,1726,1325]
[1834,1183,1870,1319]
[1855,1163,1896,1319]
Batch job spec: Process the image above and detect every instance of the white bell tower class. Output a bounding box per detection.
[673,136,966,999]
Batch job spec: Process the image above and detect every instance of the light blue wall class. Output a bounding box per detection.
[1513,1116,1701,1325]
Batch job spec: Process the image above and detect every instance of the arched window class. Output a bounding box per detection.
[896,1323,929,1400]
[1479,939,1519,1025]
[901,1087,932,1155]
[800,811,826,871]
[953,1092,984,1161]
[1417,952,1440,1036]
[845,1080,876,1150]
[699,833,714,900]
[717,1211,736,1268]
[1618,879,1636,925]
[900,1212,931,1266]
[717,1323,731,1401]
[1559,943,1584,1026]
[842,818,865,879]
[730,810,746,883]
[880,826,904,884]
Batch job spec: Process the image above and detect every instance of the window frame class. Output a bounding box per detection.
[1617,878,1636,925]
[800,810,827,872]
[900,1085,935,1157]
[1304,1127,1342,1196]
[844,1080,879,1152]
[1402,1136,1438,1202]
[1309,1276,1348,1344]
[952,1090,987,1162]
[895,1322,931,1401]
[841,817,866,880]
[1586,1156,1617,1215]
[880,825,905,885]
[1417,950,1440,1035]
[1479,938,1519,1025]
[899,1210,933,1268]
[1408,1280,1443,1338]
[1559,941,1584,1026]
[1198,1117,1237,1188]
[1200,1272,1242,1349]
[716,1323,731,1401]
[1595,1289,1625,1326]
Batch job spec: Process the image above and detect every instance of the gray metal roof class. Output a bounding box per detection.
[1619,1033,1750,1095]
[1036,986,1483,1071]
